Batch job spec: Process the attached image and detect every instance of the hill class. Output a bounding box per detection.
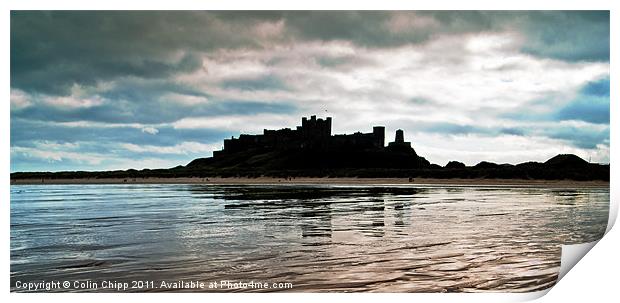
[10,153,609,181]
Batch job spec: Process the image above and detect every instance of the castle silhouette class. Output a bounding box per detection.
[213,115,417,157]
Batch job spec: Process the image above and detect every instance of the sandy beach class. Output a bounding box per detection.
[10,177,609,188]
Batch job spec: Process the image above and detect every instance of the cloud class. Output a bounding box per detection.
[517,11,610,62]
[119,142,220,155]
[11,87,298,125]
[11,11,609,95]
[141,127,159,135]
[581,77,610,97]
[10,146,187,172]
[556,96,610,124]
[220,75,288,91]
[10,11,290,96]
[10,138,223,172]
[11,142,106,166]
[172,113,301,134]
[10,118,232,148]
[416,122,491,136]
[540,122,610,149]
[10,89,31,110]
[555,77,609,124]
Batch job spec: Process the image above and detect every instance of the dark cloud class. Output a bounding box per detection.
[517,11,609,62]
[499,127,525,136]
[556,97,609,124]
[12,96,297,125]
[220,75,288,91]
[289,11,609,62]
[282,11,418,46]
[11,11,609,95]
[581,77,610,97]
[542,125,609,149]
[419,11,609,62]
[409,97,433,105]
[493,123,608,150]
[97,79,210,104]
[501,77,610,126]
[414,122,492,136]
[11,11,273,95]
[315,56,358,68]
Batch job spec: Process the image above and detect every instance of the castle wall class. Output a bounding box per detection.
[214,116,391,157]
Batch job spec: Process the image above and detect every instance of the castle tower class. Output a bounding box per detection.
[395,129,404,143]
[387,129,413,153]
[373,126,385,148]
[325,117,332,137]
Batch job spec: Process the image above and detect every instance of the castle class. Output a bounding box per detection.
[213,116,417,157]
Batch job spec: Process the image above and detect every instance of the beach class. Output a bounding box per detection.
[11,182,610,292]
[10,177,610,188]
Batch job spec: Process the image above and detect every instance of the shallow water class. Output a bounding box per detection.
[10,184,609,292]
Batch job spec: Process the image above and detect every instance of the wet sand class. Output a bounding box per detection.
[11,183,610,292]
[10,177,609,188]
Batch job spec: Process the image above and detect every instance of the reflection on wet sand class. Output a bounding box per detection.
[11,184,608,292]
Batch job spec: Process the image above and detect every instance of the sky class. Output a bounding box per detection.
[10,11,610,172]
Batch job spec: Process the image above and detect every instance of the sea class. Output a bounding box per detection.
[10,184,609,292]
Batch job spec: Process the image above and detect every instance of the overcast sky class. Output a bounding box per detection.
[10,11,610,172]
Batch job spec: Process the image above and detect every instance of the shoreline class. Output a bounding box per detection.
[10,177,610,188]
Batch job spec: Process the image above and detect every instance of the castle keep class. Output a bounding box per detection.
[213,116,417,157]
